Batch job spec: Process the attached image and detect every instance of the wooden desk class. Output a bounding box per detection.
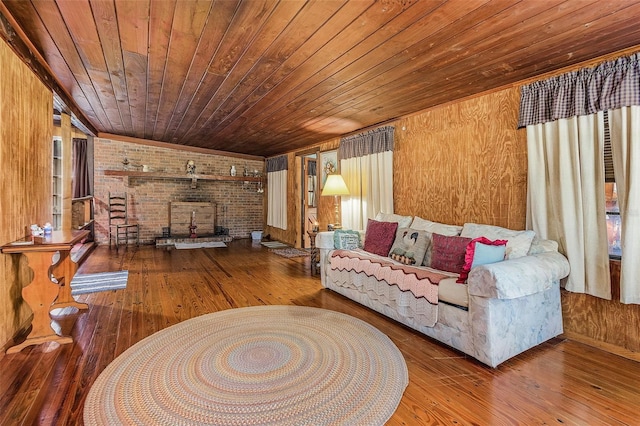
[1,229,89,354]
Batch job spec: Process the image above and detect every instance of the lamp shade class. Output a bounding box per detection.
[321,174,350,196]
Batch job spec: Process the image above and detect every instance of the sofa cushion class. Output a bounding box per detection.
[460,223,535,259]
[363,219,398,256]
[438,277,469,308]
[375,212,413,229]
[333,230,362,250]
[430,233,472,274]
[388,228,430,265]
[456,237,507,283]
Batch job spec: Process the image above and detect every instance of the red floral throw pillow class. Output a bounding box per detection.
[363,219,398,257]
[456,237,508,283]
[430,233,472,274]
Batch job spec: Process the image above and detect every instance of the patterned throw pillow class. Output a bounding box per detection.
[409,217,463,267]
[456,237,507,283]
[430,233,473,274]
[388,228,430,265]
[363,219,398,257]
[333,230,362,250]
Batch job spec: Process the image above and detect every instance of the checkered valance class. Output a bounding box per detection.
[266,155,288,172]
[518,52,640,128]
[338,126,394,161]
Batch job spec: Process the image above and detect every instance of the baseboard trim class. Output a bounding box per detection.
[562,331,640,362]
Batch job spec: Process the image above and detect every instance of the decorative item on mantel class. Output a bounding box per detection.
[190,211,197,238]
[122,157,130,171]
[186,160,196,175]
[186,160,197,188]
[230,165,237,176]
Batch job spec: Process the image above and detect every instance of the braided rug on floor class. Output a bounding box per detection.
[84,305,408,425]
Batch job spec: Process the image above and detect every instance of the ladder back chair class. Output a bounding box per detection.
[108,192,139,249]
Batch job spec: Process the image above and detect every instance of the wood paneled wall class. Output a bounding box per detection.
[562,263,640,360]
[0,39,53,349]
[394,88,526,229]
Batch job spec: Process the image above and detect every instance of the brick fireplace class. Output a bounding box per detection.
[93,137,264,245]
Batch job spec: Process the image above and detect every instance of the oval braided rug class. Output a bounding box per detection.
[84,305,408,425]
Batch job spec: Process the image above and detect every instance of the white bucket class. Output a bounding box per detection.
[251,230,263,240]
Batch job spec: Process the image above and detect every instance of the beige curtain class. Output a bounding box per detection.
[338,126,394,231]
[340,151,393,230]
[609,106,640,303]
[267,169,287,230]
[526,113,611,299]
[266,156,288,230]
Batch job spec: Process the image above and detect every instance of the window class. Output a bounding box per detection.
[605,183,621,258]
[603,110,621,258]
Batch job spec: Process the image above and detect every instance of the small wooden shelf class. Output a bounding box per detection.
[104,169,263,187]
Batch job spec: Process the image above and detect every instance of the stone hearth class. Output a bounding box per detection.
[155,234,232,250]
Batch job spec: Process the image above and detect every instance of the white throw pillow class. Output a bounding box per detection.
[528,236,558,254]
[460,223,535,260]
[374,212,413,229]
[410,216,462,236]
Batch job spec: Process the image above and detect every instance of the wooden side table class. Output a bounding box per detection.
[1,229,89,354]
[307,231,320,275]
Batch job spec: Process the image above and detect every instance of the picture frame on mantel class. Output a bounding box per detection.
[319,150,338,189]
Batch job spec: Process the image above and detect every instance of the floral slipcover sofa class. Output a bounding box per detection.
[317,214,571,367]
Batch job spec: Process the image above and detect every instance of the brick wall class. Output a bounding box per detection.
[93,138,264,244]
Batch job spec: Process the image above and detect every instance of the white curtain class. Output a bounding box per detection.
[340,152,393,230]
[267,156,288,230]
[526,113,611,299]
[338,126,394,231]
[267,169,287,229]
[610,106,640,303]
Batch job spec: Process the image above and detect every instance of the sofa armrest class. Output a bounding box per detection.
[317,230,366,250]
[317,231,335,249]
[467,251,570,299]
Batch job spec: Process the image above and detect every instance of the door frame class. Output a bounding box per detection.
[295,149,319,248]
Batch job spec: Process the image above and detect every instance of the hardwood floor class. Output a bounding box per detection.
[1,240,638,425]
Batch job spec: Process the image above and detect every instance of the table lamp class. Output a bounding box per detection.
[321,174,349,230]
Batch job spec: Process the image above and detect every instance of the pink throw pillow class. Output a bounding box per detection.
[456,237,508,283]
[363,219,398,257]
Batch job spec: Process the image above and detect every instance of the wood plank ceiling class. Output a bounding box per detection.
[2,0,640,157]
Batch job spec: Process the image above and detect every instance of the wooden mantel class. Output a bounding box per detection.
[103,169,263,188]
